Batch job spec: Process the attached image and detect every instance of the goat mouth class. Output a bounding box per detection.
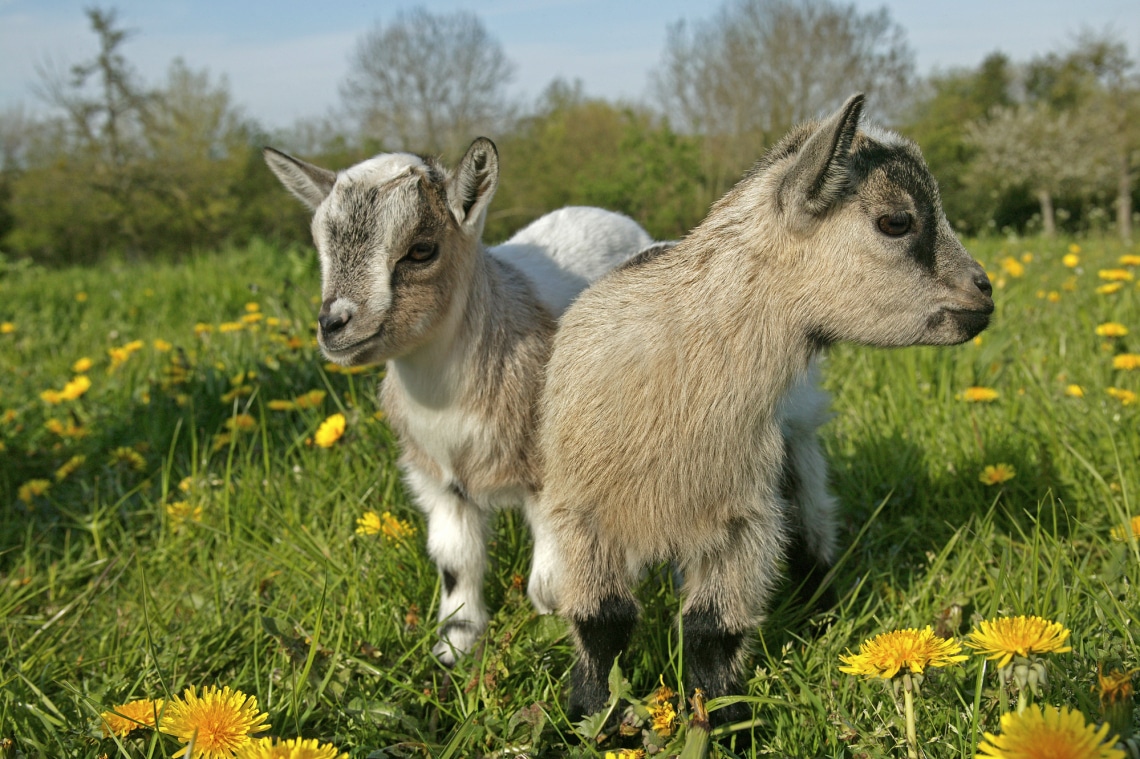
[945,308,991,338]
[320,325,386,362]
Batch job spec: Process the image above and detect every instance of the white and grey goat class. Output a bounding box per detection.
[536,94,994,723]
[263,137,652,662]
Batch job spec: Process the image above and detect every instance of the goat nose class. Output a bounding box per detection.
[974,271,993,298]
[318,300,351,336]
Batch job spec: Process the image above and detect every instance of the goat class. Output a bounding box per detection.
[263,137,652,663]
[536,94,994,723]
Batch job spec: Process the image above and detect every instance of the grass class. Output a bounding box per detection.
[0,235,1137,757]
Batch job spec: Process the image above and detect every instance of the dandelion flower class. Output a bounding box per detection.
[72,357,93,373]
[1000,257,1025,277]
[110,447,148,472]
[1119,254,1140,266]
[194,323,214,336]
[219,321,244,333]
[314,413,346,448]
[242,312,263,324]
[293,389,326,409]
[18,479,51,502]
[1099,269,1134,282]
[267,399,296,411]
[964,615,1071,669]
[1097,282,1124,295]
[960,387,999,403]
[0,322,14,334]
[226,414,257,432]
[1106,387,1137,405]
[244,302,260,313]
[159,685,270,759]
[356,510,416,541]
[975,704,1123,759]
[1110,515,1140,542]
[99,698,165,737]
[979,463,1016,485]
[55,455,85,481]
[1069,243,1082,254]
[1097,664,1136,708]
[1065,384,1085,398]
[1047,291,1061,302]
[1113,354,1140,371]
[839,626,967,679]
[236,736,348,759]
[1062,253,1081,268]
[76,291,88,302]
[60,375,91,400]
[166,501,204,524]
[1095,323,1129,337]
[153,339,173,352]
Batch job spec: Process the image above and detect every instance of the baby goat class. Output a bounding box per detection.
[537,94,994,722]
[263,138,652,663]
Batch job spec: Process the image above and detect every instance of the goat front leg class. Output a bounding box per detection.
[680,511,786,729]
[522,496,560,614]
[405,468,490,666]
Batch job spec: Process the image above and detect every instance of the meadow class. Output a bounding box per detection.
[0,234,1137,758]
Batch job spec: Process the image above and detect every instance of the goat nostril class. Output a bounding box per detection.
[974,273,993,298]
[318,313,350,335]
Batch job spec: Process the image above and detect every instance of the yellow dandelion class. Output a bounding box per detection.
[235,736,348,759]
[1020,252,1033,263]
[18,479,52,502]
[110,447,148,472]
[314,413,346,448]
[1063,275,1079,291]
[1095,323,1129,337]
[159,685,270,759]
[1000,257,1025,277]
[44,418,66,435]
[975,704,1124,759]
[960,386,1000,403]
[1098,665,1137,708]
[1047,291,1061,302]
[166,501,204,524]
[226,414,257,432]
[153,339,173,352]
[99,698,165,737]
[1110,515,1140,542]
[59,375,91,401]
[0,322,14,334]
[1097,282,1124,295]
[194,322,214,336]
[1119,254,1140,266]
[267,399,296,411]
[1113,354,1140,371]
[1099,269,1134,282]
[286,335,304,350]
[212,432,233,452]
[979,463,1016,486]
[219,321,244,333]
[55,455,85,481]
[603,752,646,759]
[244,302,260,313]
[75,291,88,302]
[222,385,253,403]
[964,616,1072,669]
[839,626,967,680]
[356,510,416,541]
[1069,243,1082,254]
[72,357,93,373]
[266,316,281,327]
[293,389,327,409]
[1106,387,1137,405]
[242,312,263,324]
[648,699,677,736]
[1065,384,1085,398]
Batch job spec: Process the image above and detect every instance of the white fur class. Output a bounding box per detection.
[491,207,652,315]
[342,153,427,186]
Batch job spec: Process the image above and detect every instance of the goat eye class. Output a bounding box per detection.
[405,242,439,263]
[877,211,912,237]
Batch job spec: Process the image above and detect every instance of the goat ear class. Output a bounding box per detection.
[780,93,864,219]
[448,137,499,235]
[263,147,337,211]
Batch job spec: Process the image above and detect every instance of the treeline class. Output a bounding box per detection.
[0,2,1137,266]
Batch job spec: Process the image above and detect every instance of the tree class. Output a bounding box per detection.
[340,8,516,159]
[651,0,914,200]
[965,103,1109,236]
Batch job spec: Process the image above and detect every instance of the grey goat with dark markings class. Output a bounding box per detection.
[535,94,994,724]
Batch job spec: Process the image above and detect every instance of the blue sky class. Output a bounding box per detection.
[1,0,1137,130]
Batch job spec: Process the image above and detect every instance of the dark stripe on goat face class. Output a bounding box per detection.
[568,596,639,721]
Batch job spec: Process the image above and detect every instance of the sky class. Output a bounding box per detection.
[1,0,1138,131]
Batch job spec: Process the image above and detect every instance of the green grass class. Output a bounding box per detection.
[0,235,1137,757]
